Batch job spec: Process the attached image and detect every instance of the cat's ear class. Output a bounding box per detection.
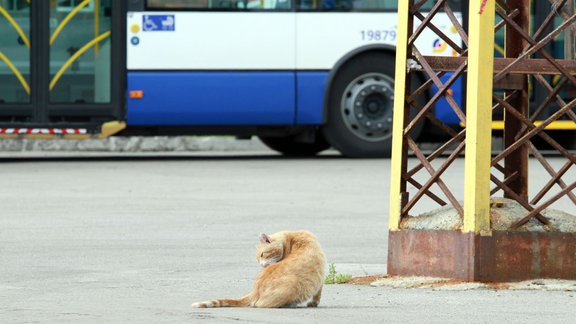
[259,233,271,244]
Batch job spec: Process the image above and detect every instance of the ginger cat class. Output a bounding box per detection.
[191,230,326,308]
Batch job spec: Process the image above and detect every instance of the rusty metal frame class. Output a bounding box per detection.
[395,0,575,227]
[491,0,576,228]
[395,0,470,220]
[389,0,576,283]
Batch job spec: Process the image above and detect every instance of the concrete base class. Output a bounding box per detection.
[388,230,576,282]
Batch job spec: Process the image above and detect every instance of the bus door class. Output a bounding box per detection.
[0,0,125,137]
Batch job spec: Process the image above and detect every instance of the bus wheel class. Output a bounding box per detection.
[258,131,331,156]
[323,54,422,158]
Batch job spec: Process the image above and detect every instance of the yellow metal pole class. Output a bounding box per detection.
[94,0,100,56]
[50,0,92,45]
[463,0,495,235]
[0,51,30,94]
[388,0,411,231]
[0,5,30,48]
[50,31,111,90]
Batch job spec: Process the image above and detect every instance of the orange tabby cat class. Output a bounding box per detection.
[191,230,326,308]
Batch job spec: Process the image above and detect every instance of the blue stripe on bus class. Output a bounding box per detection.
[127,72,296,126]
[296,71,329,125]
[432,72,463,125]
[127,71,462,128]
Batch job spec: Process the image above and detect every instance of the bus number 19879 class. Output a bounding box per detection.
[360,30,397,42]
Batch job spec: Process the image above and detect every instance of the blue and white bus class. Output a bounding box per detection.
[0,0,463,157]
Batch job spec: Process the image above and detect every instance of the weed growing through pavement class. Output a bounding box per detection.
[325,263,352,284]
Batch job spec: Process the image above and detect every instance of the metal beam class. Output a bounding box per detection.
[463,0,495,235]
[388,0,413,231]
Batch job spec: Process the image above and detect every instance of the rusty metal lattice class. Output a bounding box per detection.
[398,0,469,220]
[389,0,576,283]
[397,0,576,226]
[491,0,576,228]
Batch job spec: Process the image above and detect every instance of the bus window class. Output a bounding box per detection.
[147,0,208,9]
[296,0,434,12]
[297,0,391,11]
[49,0,112,104]
[0,0,30,104]
[146,0,291,10]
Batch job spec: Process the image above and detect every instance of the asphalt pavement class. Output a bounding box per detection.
[1,149,575,323]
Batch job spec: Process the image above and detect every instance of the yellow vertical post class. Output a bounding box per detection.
[388,0,411,231]
[94,0,100,56]
[463,0,495,234]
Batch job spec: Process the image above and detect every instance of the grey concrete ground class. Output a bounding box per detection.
[1,148,575,323]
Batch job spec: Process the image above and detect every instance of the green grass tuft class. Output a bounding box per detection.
[325,263,352,284]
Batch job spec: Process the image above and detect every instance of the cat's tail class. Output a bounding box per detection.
[191,295,251,308]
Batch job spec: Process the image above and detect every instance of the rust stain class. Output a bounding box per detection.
[347,275,387,285]
[389,230,576,282]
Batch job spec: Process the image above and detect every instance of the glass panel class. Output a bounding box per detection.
[49,0,111,103]
[147,0,292,11]
[297,0,434,11]
[0,0,30,104]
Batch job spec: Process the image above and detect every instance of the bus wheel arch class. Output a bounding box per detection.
[322,48,425,158]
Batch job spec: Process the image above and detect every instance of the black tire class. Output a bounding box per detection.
[323,53,424,158]
[259,131,331,157]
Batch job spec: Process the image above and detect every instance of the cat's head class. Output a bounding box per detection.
[256,233,284,267]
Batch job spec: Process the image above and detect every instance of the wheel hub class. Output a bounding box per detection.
[342,73,395,142]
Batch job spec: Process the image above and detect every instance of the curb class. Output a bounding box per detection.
[0,136,270,152]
